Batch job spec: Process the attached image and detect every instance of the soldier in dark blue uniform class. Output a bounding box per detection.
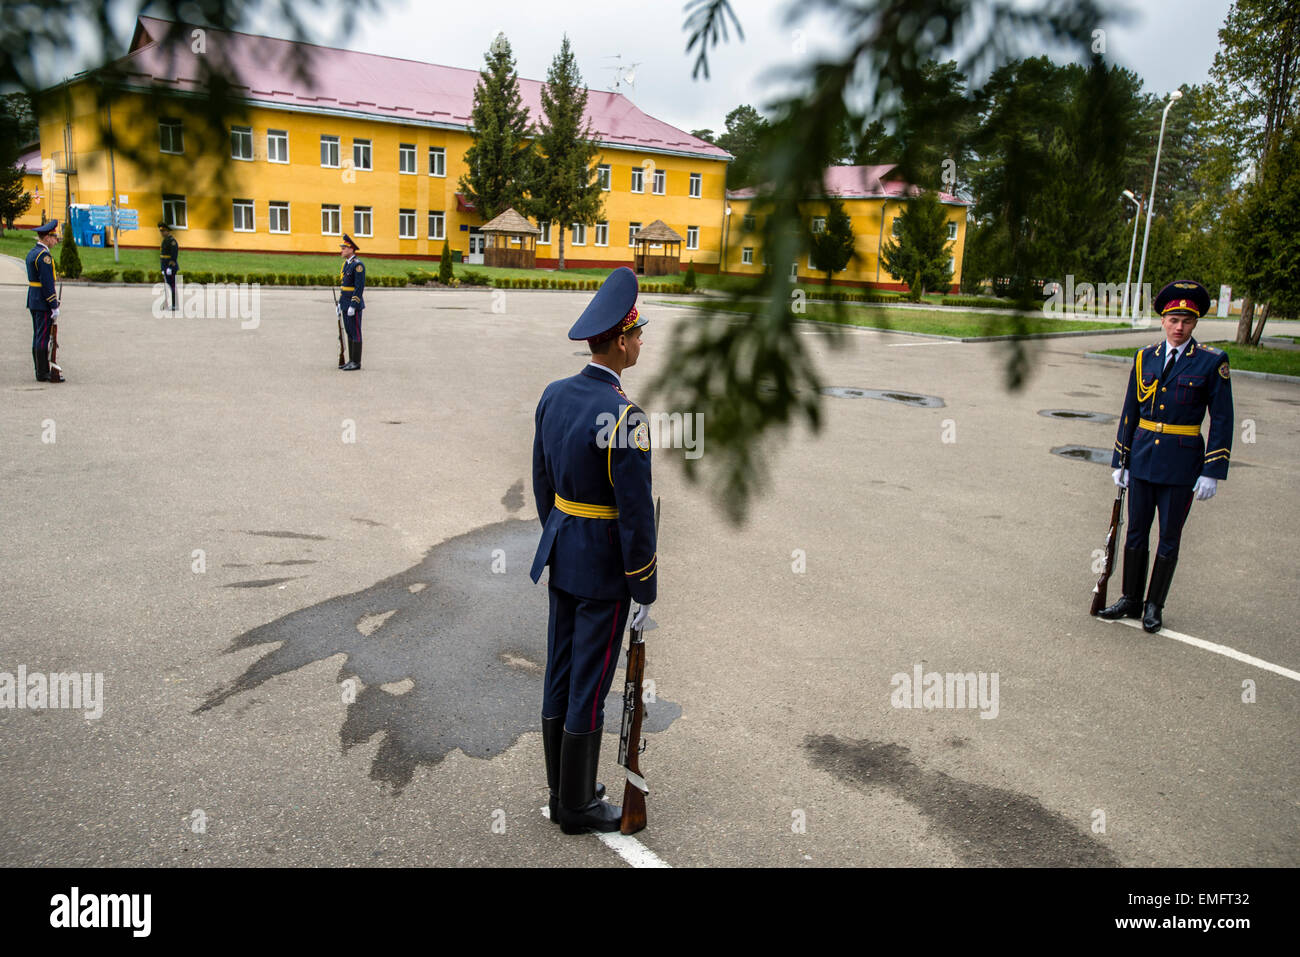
[531,267,657,834]
[338,234,366,371]
[25,219,62,383]
[1099,280,1233,633]
[159,221,179,312]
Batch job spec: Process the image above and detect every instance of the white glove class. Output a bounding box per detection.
[51,308,60,319]
[347,306,355,316]
[165,267,172,276]
[335,304,342,316]
[630,603,651,631]
[1193,475,1217,501]
[1112,468,1129,488]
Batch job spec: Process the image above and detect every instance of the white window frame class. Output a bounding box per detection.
[598,164,611,190]
[742,246,754,265]
[399,208,416,239]
[267,129,289,164]
[232,199,255,232]
[689,172,702,198]
[162,194,187,229]
[321,204,341,236]
[354,206,373,238]
[538,221,551,245]
[686,225,699,250]
[742,213,755,231]
[571,223,586,246]
[399,143,416,174]
[811,216,827,234]
[230,126,253,161]
[628,222,641,246]
[428,147,446,177]
[428,211,445,241]
[947,221,958,240]
[630,168,644,193]
[269,202,290,234]
[892,217,902,237]
[159,119,183,154]
[948,255,956,275]
[353,139,372,171]
[652,169,666,195]
[595,221,609,246]
[321,135,340,168]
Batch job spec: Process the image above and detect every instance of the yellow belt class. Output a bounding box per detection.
[554,494,618,519]
[29,281,42,286]
[341,286,355,290]
[1138,418,1200,436]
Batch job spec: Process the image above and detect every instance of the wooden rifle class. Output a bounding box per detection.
[332,288,345,367]
[1090,452,1127,615]
[48,280,64,382]
[618,497,660,835]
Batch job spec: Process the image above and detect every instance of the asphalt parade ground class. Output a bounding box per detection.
[1,282,1296,868]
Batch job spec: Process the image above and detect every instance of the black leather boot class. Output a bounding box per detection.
[34,348,48,382]
[558,728,620,834]
[1098,546,1148,620]
[544,717,603,824]
[353,341,362,370]
[341,340,359,371]
[1143,554,1177,633]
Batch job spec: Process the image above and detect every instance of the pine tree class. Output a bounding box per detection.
[439,239,453,284]
[0,164,32,230]
[880,191,953,300]
[59,222,82,279]
[458,33,533,221]
[529,36,602,269]
[809,198,855,285]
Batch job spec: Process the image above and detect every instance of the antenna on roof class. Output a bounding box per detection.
[602,54,642,100]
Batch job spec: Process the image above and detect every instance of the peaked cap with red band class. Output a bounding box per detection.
[1154,279,1211,318]
[568,266,647,343]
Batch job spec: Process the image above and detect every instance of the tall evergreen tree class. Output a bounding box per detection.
[0,164,33,230]
[458,33,533,221]
[715,104,769,188]
[529,36,602,269]
[880,191,953,299]
[1231,118,1300,335]
[809,198,854,284]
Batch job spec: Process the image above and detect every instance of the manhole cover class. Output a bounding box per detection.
[821,387,945,407]
[1038,409,1117,424]
[1051,445,1110,465]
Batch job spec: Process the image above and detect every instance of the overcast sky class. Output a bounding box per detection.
[97,0,1233,134]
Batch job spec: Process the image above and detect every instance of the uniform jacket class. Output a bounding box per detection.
[1111,336,1234,485]
[531,364,657,605]
[340,256,366,310]
[25,243,57,312]
[160,235,179,273]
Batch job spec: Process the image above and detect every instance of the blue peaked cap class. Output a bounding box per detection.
[568,267,646,341]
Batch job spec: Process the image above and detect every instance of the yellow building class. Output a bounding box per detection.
[722,166,969,292]
[33,16,731,270]
[9,147,46,229]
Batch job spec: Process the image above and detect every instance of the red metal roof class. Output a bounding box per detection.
[727,164,968,205]
[15,148,42,174]
[106,17,730,161]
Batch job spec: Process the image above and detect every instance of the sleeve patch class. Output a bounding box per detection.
[355,264,363,273]
[632,422,650,452]
[1218,361,1230,379]
[42,254,51,264]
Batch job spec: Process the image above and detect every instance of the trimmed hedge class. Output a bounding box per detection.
[809,290,903,304]
[941,296,1023,310]
[84,268,119,282]
[121,268,145,283]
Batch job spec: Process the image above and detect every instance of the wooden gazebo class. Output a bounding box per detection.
[633,220,684,276]
[481,207,541,268]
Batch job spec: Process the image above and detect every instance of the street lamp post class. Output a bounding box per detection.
[1132,90,1182,320]
[1121,189,1141,320]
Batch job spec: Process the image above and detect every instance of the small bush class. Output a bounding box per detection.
[121,268,145,283]
[148,271,162,283]
[58,229,83,279]
[439,240,453,284]
[684,260,697,291]
[84,268,118,282]
[940,296,1021,310]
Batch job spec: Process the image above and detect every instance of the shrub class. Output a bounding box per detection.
[439,240,453,284]
[684,260,697,291]
[84,268,118,282]
[58,229,83,278]
[148,271,162,283]
[940,296,1020,310]
[121,268,145,283]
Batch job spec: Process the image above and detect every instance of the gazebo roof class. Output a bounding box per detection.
[480,207,540,235]
[635,219,683,242]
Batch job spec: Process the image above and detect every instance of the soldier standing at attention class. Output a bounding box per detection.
[26,219,61,383]
[338,234,365,371]
[159,221,179,312]
[1099,280,1233,633]
[530,267,657,835]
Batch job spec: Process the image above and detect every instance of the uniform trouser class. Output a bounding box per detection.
[30,309,51,379]
[163,268,177,309]
[343,306,363,343]
[1125,477,1195,561]
[543,583,631,734]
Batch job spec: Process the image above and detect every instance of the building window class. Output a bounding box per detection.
[399,143,416,174]
[428,211,445,240]
[686,225,699,250]
[595,221,608,246]
[321,204,341,235]
[267,129,288,164]
[630,168,644,193]
[162,194,187,229]
[321,135,340,168]
[947,221,958,240]
[269,202,290,234]
[811,217,827,234]
[159,119,183,154]
[399,209,416,239]
[689,172,702,198]
[598,164,611,190]
[571,223,586,246]
[742,213,755,231]
[538,221,551,245]
[628,222,641,246]
[230,126,253,161]
[232,199,255,232]
[948,255,956,275]
[428,147,445,177]
[652,169,666,194]
[353,139,372,171]
[354,206,372,238]
[741,246,753,265]
[892,217,902,237]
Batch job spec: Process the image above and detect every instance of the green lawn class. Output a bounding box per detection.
[1095,341,1300,377]
[679,299,1128,338]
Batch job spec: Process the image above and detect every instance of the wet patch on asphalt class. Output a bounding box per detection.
[1038,409,1117,424]
[224,577,300,589]
[501,479,525,512]
[198,517,681,793]
[1051,445,1110,465]
[804,734,1118,866]
[246,530,329,541]
[821,387,945,407]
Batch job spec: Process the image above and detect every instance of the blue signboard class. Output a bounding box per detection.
[115,208,139,230]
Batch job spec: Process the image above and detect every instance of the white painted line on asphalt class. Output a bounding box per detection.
[1108,618,1300,682]
[540,806,672,868]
